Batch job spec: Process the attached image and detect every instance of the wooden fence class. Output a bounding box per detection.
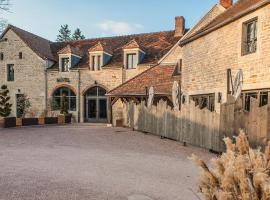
[122,95,270,152]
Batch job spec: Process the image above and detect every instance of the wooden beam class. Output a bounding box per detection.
[111,97,119,106]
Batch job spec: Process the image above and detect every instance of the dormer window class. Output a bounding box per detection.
[90,55,102,71]
[122,39,145,70]
[88,42,112,71]
[126,53,137,69]
[57,45,82,72]
[61,57,70,72]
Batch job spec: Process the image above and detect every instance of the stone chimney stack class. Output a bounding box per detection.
[220,0,233,9]
[174,16,185,37]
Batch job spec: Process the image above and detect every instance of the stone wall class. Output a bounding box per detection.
[0,29,46,117]
[182,4,270,113]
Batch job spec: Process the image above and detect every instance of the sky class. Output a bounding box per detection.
[2,0,218,41]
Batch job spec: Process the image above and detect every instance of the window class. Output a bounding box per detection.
[91,55,102,71]
[126,53,137,69]
[242,18,257,55]
[7,64,14,82]
[52,87,76,111]
[61,57,70,72]
[190,93,215,112]
[97,55,101,70]
[0,52,4,61]
[91,56,95,70]
[241,90,268,111]
[19,52,23,59]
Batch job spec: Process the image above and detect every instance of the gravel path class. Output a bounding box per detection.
[0,124,214,200]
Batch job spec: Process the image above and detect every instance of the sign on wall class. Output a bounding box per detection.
[56,77,70,83]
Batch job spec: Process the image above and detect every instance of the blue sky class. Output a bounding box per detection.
[3,0,218,41]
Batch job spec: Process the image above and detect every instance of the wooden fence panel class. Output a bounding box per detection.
[122,95,270,152]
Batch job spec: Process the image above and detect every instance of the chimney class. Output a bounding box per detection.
[220,0,233,9]
[174,16,185,37]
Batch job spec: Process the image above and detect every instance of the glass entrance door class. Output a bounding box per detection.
[87,99,97,120]
[85,86,108,123]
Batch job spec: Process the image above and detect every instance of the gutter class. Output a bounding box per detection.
[106,93,172,97]
[180,0,270,46]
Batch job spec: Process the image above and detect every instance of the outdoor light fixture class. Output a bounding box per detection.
[94,81,98,85]
[17,89,21,93]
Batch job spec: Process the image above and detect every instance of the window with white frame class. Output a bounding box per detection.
[91,55,102,71]
[61,57,70,72]
[126,53,137,69]
[242,18,257,55]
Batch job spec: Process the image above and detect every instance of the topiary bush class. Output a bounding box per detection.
[0,85,12,117]
[190,130,270,200]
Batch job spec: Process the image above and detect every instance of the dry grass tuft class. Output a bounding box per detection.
[190,130,270,200]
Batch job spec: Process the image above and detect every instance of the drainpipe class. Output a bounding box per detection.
[77,70,81,123]
[44,62,48,113]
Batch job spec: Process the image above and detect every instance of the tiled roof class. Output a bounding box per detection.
[122,39,141,49]
[2,25,180,69]
[107,64,178,96]
[50,31,180,69]
[88,41,113,55]
[1,25,55,61]
[57,44,82,56]
[1,24,179,69]
[180,0,269,45]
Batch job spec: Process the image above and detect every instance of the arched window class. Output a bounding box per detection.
[52,87,76,111]
[85,86,106,97]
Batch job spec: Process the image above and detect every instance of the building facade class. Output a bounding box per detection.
[180,0,270,113]
[0,17,184,124]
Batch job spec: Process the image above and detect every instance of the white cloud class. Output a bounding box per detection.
[97,20,144,35]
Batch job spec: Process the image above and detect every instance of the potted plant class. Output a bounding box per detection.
[0,85,15,128]
[16,94,38,126]
[58,94,72,124]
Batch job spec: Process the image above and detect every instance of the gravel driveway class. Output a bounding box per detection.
[0,124,214,200]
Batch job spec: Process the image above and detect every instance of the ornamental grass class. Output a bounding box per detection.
[190,130,270,200]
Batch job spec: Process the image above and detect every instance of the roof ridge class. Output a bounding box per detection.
[53,30,175,45]
[7,24,53,43]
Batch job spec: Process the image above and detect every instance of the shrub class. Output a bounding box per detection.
[190,130,270,200]
[16,94,31,118]
[0,85,12,117]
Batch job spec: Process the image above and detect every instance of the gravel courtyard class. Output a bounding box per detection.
[0,124,214,200]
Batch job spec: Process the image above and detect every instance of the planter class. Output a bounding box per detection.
[38,118,45,125]
[22,118,39,126]
[2,117,16,128]
[16,118,22,126]
[58,115,65,125]
[0,118,3,128]
[65,114,72,124]
[45,117,58,125]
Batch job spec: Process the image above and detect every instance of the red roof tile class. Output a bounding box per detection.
[88,41,113,55]
[181,0,269,45]
[1,25,180,69]
[58,44,82,56]
[122,39,141,49]
[107,64,178,96]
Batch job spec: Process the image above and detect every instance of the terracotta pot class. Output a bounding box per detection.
[38,118,45,125]
[0,118,3,128]
[16,118,22,127]
[58,115,65,125]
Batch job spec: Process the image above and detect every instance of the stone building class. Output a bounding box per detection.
[179,0,270,113]
[0,17,184,123]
